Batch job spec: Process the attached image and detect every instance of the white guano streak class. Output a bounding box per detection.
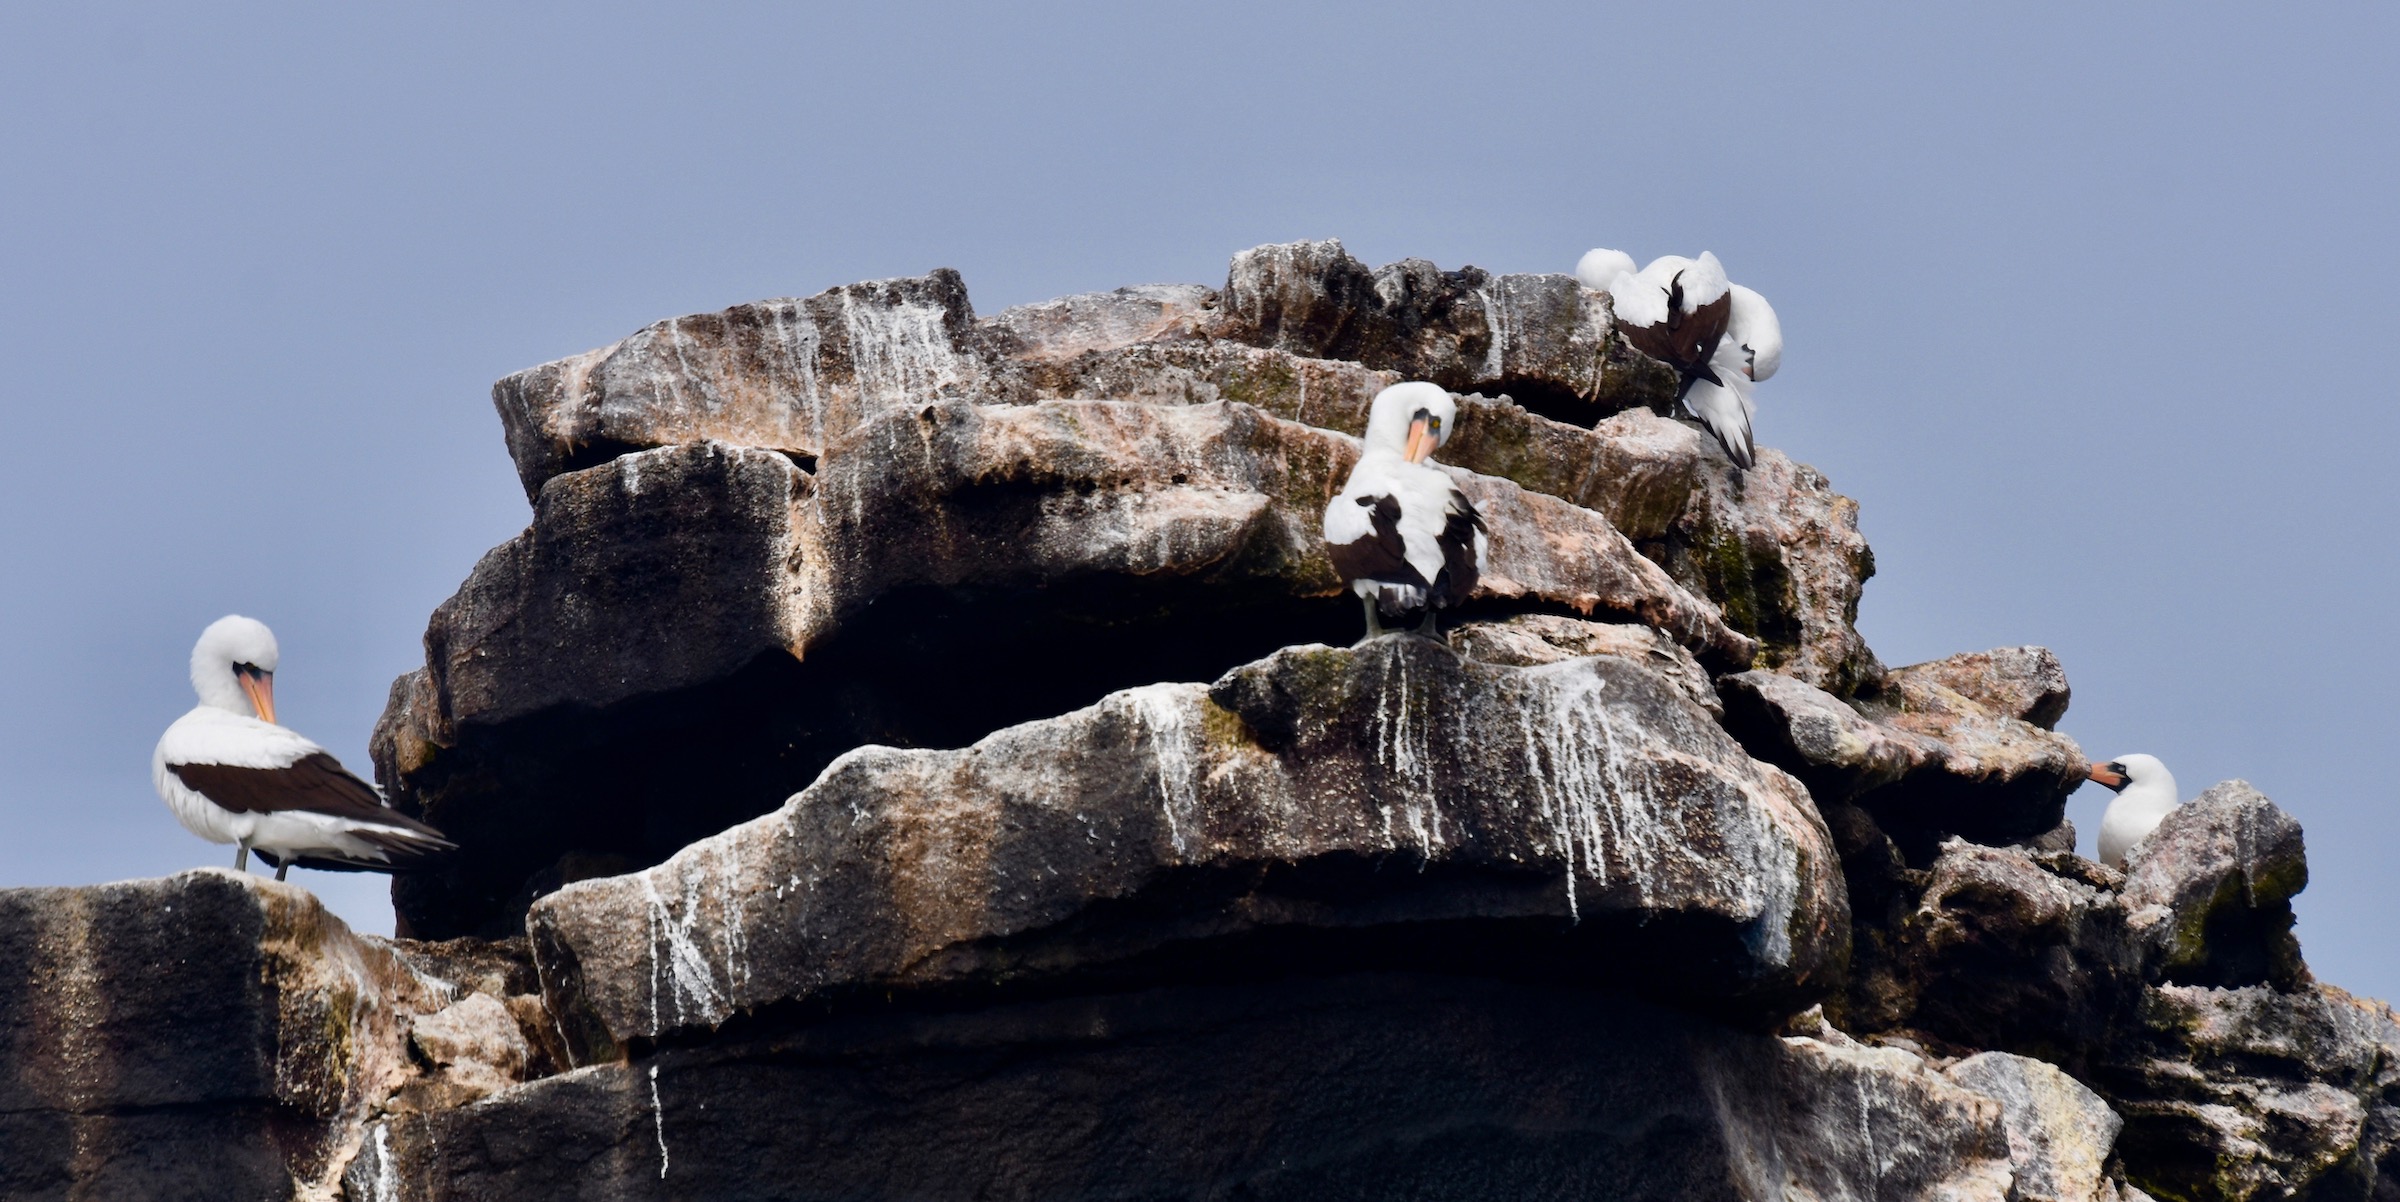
[649,1064,671,1179]
[842,295,962,407]
[642,862,732,1033]
[1126,686,1199,857]
[1370,652,1445,851]
[1512,662,1669,919]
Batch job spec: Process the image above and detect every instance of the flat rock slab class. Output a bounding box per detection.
[494,269,985,499]
[1718,660,2085,855]
[0,869,448,1201]
[349,974,2012,1202]
[528,637,1844,1051]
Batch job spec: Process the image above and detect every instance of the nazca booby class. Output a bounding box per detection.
[2086,753,2179,867]
[1602,252,1783,470]
[153,615,453,881]
[1323,382,1489,640]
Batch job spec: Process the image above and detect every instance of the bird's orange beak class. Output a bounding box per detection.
[2085,761,2124,789]
[1404,417,1434,464]
[239,670,277,726]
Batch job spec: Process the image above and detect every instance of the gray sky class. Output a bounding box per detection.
[5,4,2394,999]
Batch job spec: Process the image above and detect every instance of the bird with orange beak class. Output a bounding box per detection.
[152,615,452,880]
[2086,753,2181,867]
[1323,382,1489,640]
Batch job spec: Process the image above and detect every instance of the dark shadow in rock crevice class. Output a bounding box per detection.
[397,577,1364,940]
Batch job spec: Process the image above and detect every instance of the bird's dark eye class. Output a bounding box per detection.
[233,662,265,680]
[1355,496,1375,507]
[2107,762,2127,775]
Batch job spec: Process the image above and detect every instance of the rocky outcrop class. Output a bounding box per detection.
[348,977,2037,1202]
[0,872,459,1200]
[1717,653,2088,858]
[378,398,1755,939]
[10,242,2392,1200]
[527,637,1842,1054]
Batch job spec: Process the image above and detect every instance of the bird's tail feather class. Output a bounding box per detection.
[1685,373,1757,470]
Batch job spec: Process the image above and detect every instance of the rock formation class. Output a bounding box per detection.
[4,240,2391,1200]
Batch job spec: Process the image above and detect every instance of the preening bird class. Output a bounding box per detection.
[1323,382,1489,641]
[153,615,453,881]
[1574,247,1638,293]
[1602,252,1782,470]
[2087,753,2180,867]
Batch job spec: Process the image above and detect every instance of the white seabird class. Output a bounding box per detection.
[2087,753,2180,867]
[1575,247,1638,293]
[1604,252,1783,470]
[153,615,454,880]
[1322,382,1489,640]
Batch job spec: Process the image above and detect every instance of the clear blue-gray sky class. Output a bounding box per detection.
[4,4,2394,998]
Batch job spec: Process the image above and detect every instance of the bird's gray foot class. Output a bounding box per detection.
[1357,595,1386,645]
[234,845,249,872]
[274,860,289,882]
[1415,607,1441,638]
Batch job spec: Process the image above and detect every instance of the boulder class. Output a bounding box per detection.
[528,637,1842,1053]
[1947,1051,2126,1202]
[493,270,985,499]
[0,870,450,1201]
[380,400,1752,938]
[2100,983,2399,1202]
[1717,663,2087,856]
[1889,646,2074,730]
[1877,841,2144,1072]
[347,974,2014,1202]
[2120,781,2309,988]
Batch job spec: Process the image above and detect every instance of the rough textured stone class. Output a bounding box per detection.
[480,250,1872,692]
[1947,1051,2126,1202]
[1218,239,1677,418]
[1890,646,2074,730]
[1717,664,2087,856]
[347,975,2014,1202]
[529,637,1843,1051]
[0,870,451,1201]
[1450,613,1722,717]
[493,270,985,499]
[380,400,1751,939]
[1880,841,2144,1072]
[979,283,1232,363]
[2100,983,2397,1202]
[2120,781,2309,988]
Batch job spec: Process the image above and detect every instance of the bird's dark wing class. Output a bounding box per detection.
[168,753,448,841]
[1430,489,1487,608]
[1326,494,1423,589]
[1615,312,1683,368]
[1670,290,1733,370]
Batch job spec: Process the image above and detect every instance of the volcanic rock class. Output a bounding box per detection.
[1947,1051,2126,1202]
[347,976,2024,1202]
[0,870,450,1200]
[493,269,984,499]
[379,398,1752,939]
[2119,781,2309,988]
[1716,659,2087,856]
[528,636,1843,1053]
